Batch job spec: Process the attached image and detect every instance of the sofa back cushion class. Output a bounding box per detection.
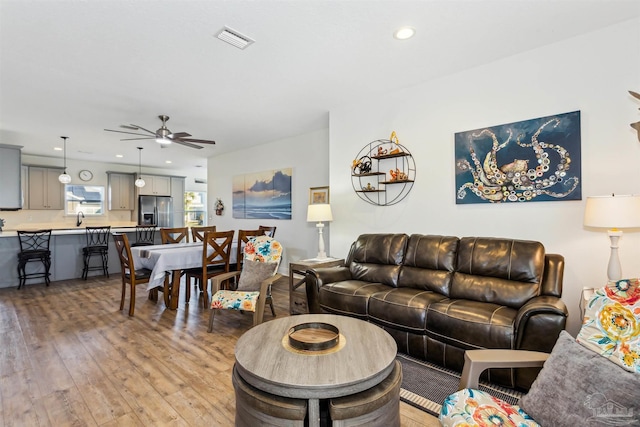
[349,234,407,287]
[451,237,545,308]
[398,234,459,295]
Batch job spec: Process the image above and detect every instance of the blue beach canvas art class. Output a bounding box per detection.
[232,168,292,219]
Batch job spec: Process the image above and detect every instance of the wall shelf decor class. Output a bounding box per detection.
[351,133,416,206]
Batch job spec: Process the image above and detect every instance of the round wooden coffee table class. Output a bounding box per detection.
[234,314,397,427]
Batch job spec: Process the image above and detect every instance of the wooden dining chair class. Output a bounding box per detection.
[208,235,282,331]
[185,230,235,309]
[112,233,152,316]
[258,225,277,238]
[191,225,217,243]
[236,229,266,273]
[160,227,189,244]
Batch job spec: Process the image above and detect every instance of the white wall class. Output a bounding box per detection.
[206,127,330,271]
[329,18,640,335]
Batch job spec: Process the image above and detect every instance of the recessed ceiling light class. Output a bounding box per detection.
[165,160,172,164]
[394,27,415,40]
[54,147,62,151]
[115,154,123,158]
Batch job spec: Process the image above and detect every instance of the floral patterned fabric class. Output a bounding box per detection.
[243,235,282,264]
[210,290,260,312]
[210,236,282,313]
[440,389,540,427]
[577,279,640,373]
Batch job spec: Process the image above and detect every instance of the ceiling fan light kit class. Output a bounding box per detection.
[104,115,216,150]
[58,136,72,184]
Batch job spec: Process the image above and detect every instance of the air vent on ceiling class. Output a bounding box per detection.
[216,27,254,50]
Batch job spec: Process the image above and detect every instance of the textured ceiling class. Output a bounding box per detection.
[1,0,639,171]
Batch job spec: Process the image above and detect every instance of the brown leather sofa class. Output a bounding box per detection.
[306,234,568,391]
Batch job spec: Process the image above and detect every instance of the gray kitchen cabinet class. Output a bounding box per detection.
[28,166,64,210]
[138,175,171,196]
[108,172,134,210]
[0,144,23,210]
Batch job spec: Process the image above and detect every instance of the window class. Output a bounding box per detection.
[185,191,207,226]
[65,184,105,215]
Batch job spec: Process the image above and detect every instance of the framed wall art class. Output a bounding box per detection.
[309,186,330,204]
[455,110,581,204]
[232,168,292,219]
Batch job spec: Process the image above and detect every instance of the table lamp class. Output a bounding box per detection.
[583,194,640,281]
[307,203,333,259]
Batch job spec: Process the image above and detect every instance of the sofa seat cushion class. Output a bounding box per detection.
[319,280,389,318]
[426,299,516,350]
[368,288,448,334]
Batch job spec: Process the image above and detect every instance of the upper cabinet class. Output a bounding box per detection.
[138,175,171,196]
[108,172,134,210]
[28,166,64,210]
[0,144,22,210]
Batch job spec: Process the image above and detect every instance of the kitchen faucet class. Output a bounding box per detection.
[76,211,85,227]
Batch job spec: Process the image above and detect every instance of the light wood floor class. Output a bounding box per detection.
[0,275,439,426]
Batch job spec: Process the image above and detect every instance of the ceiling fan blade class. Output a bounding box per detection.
[168,132,191,138]
[173,140,204,149]
[130,124,156,135]
[120,137,155,141]
[177,138,216,145]
[105,129,152,137]
[120,125,139,130]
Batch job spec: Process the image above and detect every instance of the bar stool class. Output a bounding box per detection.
[132,225,156,247]
[17,229,52,289]
[82,226,111,279]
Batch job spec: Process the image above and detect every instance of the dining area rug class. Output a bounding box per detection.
[396,353,524,417]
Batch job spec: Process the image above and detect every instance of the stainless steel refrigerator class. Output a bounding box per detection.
[138,195,173,227]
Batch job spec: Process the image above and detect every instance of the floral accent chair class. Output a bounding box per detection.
[207,235,283,332]
[440,279,640,426]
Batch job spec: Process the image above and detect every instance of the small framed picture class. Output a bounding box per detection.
[309,186,330,204]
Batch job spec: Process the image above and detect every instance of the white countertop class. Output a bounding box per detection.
[0,226,141,238]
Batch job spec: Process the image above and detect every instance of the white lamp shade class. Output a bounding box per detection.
[583,195,640,229]
[58,172,71,184]
[307,204,333,222]
[135,177,146,188]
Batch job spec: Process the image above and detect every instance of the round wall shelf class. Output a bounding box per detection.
[351,139,416,206]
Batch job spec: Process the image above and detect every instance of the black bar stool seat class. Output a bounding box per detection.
[82,226,111,279]
[17,229,52,289]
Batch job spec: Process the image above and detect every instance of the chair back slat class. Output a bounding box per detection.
[135,225,156,245]
[86,226,111,247]
[160,227,189,244]
[17,229,52,252]
[192,226,217,242]
[112,233,133,273]
[258,225,277,238]
[203,230,235,271]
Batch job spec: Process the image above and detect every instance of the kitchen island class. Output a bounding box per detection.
[0,226,154,288]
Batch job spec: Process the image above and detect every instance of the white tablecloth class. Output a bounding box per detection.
[130,242,237,291]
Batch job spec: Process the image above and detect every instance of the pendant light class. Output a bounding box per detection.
[134,147,146,188]
[58,136,72,184]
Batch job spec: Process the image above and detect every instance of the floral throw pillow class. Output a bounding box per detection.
[576,278,640,373]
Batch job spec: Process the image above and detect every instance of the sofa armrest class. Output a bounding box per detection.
[305,266,352,313]
[514,295,568,350]
[459,349,548,390]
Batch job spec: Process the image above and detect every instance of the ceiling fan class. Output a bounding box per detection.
[104,115,215,149]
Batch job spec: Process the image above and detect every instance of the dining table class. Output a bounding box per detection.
[130,242,237,310]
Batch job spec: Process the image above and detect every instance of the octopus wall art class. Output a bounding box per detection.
[455,110,581,204]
